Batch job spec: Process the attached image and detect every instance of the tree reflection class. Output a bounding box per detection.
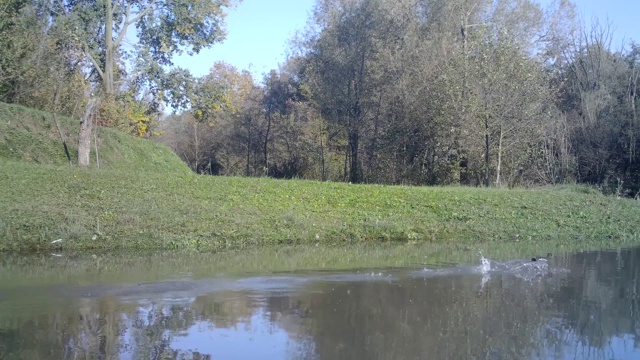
[542,248,640,357]
[1,248,640,359]
[264,274,552,359]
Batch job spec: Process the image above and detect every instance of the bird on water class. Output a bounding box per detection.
[531,253,552,262]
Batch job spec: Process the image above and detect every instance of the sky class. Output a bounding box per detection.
[172,0,640,81]
[539,0,640,48]
[172,0,315,79]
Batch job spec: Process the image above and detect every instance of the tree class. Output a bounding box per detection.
[0,0,86,116]
[55,0,234,97]
[48,0,235,166]
[262,70,290,172]
[305,0,408,183]
[420,0,564,187]
[558,24,640,195]
[261,63,317,178]
[475,41,554,187]
[160,62,260,175]
[155,0,637,195]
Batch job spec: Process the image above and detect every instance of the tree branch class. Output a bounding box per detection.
[114,0,157,47]
[113,3,132,47]
[128,2,156,25]
[83,44,105,81]
[56,0,68,14]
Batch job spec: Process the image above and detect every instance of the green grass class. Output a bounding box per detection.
[1,159,640,252]
[0,102,190,174]
[1,101,640,253]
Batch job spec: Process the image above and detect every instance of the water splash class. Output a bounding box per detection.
[478,252,491,274]
[418,253,562,283]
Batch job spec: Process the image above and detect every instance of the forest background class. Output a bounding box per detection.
[2,0,639,196]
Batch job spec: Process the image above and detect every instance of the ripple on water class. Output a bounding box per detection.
[416,255,566,283]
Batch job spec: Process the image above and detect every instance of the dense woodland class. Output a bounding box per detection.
[1,0,639,195]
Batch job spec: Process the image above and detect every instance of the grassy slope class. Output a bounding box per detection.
[0,102,190,173]
[1,102,640,252]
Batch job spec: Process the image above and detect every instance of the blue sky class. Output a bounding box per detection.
[172,0,315,79]
[539,0,640,48]
[172,0,640,81]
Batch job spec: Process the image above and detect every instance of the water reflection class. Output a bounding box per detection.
[1,247,640,359]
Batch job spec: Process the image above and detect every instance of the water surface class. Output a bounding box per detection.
[1,246,639,359]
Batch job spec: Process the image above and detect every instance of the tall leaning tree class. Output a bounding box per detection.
[305,0,397,183]
[51,0,235,166]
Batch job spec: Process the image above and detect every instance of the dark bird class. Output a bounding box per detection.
[532,253,552,262]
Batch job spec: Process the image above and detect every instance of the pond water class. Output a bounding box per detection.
[1,246,640,359]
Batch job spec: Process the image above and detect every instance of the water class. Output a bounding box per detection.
[1,247,640,359]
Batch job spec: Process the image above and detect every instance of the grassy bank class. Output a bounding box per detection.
[0,102,190,173]
[1,159,640,252]
[1,102,640,252]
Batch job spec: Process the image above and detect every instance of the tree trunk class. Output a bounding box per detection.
[78,98,99,167]
[94,126,100,168]
[343,146,349,182]
[496,125,503,187]
[349,129,360,183]
[366,95,382,180]
[246,122,251,177]
[485,116,490,187]
[264,113,272,172]
[51,87,72,166]
[193,121,199,172]
[320,136,326,181]
[631,92,636,163]
[53,114,72,166]
[104,0,114,95]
